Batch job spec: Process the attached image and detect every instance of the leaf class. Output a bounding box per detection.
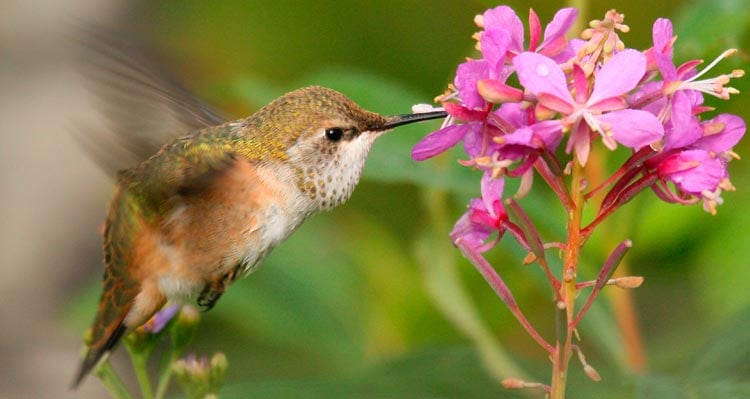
[687,307,750,382]
[219,346,516,399]
[672,0,750,58]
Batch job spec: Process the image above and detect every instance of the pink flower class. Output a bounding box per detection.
[513,49,664,164]
[411,102,486,161]
[481,6,578,60]
[649,112,745,212]
[450,173,507,252]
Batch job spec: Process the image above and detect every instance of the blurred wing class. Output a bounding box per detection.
[74,24,229,173]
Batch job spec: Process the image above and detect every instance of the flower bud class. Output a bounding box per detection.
[172,352,228,399]
[614,276,644,289]
[172,354,211,399]
[584,364,602,382]
[501,378,526,389]
[209,352,229,392]
[172,305,201,350]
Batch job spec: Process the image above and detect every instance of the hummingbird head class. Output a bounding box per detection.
[247,86,446,211]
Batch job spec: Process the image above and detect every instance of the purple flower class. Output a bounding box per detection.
[411,102,486,161]
[142,304,180,334]
[481,6,578,60]
[649,112,745,212]
[451,173,507,252]
[513,49,664,164]
[455,60,491,110]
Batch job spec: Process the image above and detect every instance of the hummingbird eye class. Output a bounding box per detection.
[324,127,344,142]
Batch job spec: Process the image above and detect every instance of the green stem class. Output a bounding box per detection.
[129,352,154,399]
[94,361,135,399]
[550,158,586,399]
[154,351,177,399]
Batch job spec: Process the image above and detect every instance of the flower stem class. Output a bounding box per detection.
[128,351,154,399]
[93,361,134,399]
[155,350,178,399]
[550,158,586,399]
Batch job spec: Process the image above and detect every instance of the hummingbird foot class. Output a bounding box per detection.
[196,268,238,311]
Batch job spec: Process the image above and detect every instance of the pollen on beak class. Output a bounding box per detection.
[372,110,448,131]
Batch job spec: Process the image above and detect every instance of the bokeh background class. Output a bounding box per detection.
[1,0,748,398]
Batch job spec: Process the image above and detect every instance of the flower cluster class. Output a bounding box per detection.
[413,6,745,250]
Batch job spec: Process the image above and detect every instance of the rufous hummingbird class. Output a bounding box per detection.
[72,83,447,387]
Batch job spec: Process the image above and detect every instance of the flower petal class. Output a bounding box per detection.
[481,28,512,78]
[480,172,505,215]
[483,6,524,53]
[693,113,746,153]
[540,8,578,57]
[597,109,664,150]
[455,60,490,110]
[658,150,726,194]
[411,124,469,161]
[530,119,564,150]
[664,90,702,150]
[513,52,575,107]
[450,210,492,251]
[588,49,646,107]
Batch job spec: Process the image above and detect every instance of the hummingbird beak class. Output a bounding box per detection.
[372,110,448,132]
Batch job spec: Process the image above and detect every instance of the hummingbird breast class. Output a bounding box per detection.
[152,158,312,302]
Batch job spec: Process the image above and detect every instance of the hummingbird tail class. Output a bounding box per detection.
[71,320,128,388]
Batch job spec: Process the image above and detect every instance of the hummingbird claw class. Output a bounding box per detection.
[196,268,238,311]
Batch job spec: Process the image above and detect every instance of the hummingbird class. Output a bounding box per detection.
[71,32,447,387]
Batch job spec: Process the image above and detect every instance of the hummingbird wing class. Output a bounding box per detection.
[72,180,148,387]
[74,24,229,174]
[73,125,244,387]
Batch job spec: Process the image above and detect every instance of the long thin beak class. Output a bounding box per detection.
[372,110,448,131]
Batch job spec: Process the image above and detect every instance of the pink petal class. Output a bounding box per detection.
[455,60,490,110]
[477,79,524,103]
[588,49,646,107]
[502,126,535,146]
[480,172,505,215]
[462,122,484,158]
[450,211,492,250]
[528,9,541,52]
[572,63,588,104]
[411,124,469,161]
[483,6,524,53]
[481,28,512,78]
[530,119,564,150]
[694,113,746,152]
[444,102,487,122]
[492,102,527,129]
[664,91,702,150]
[652,18,673,56]
[597,109,664,150]
[570,121,591,165]
[513,52,575,107]
[658,150,726,194]
[540,8,578,56]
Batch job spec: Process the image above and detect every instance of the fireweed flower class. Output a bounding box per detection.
[450,172,507,253]
[477,6,578,60]
[413,5,744,215]
[410,4,745,396]
[513,49,664,165]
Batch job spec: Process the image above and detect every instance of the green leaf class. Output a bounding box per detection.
[673,0,750,58]
[688,307,750,382]
[218,347,515,399]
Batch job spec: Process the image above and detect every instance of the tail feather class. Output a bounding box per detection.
[71,322,128,388]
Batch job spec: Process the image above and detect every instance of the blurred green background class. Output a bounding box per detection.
[1,0,748,398]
